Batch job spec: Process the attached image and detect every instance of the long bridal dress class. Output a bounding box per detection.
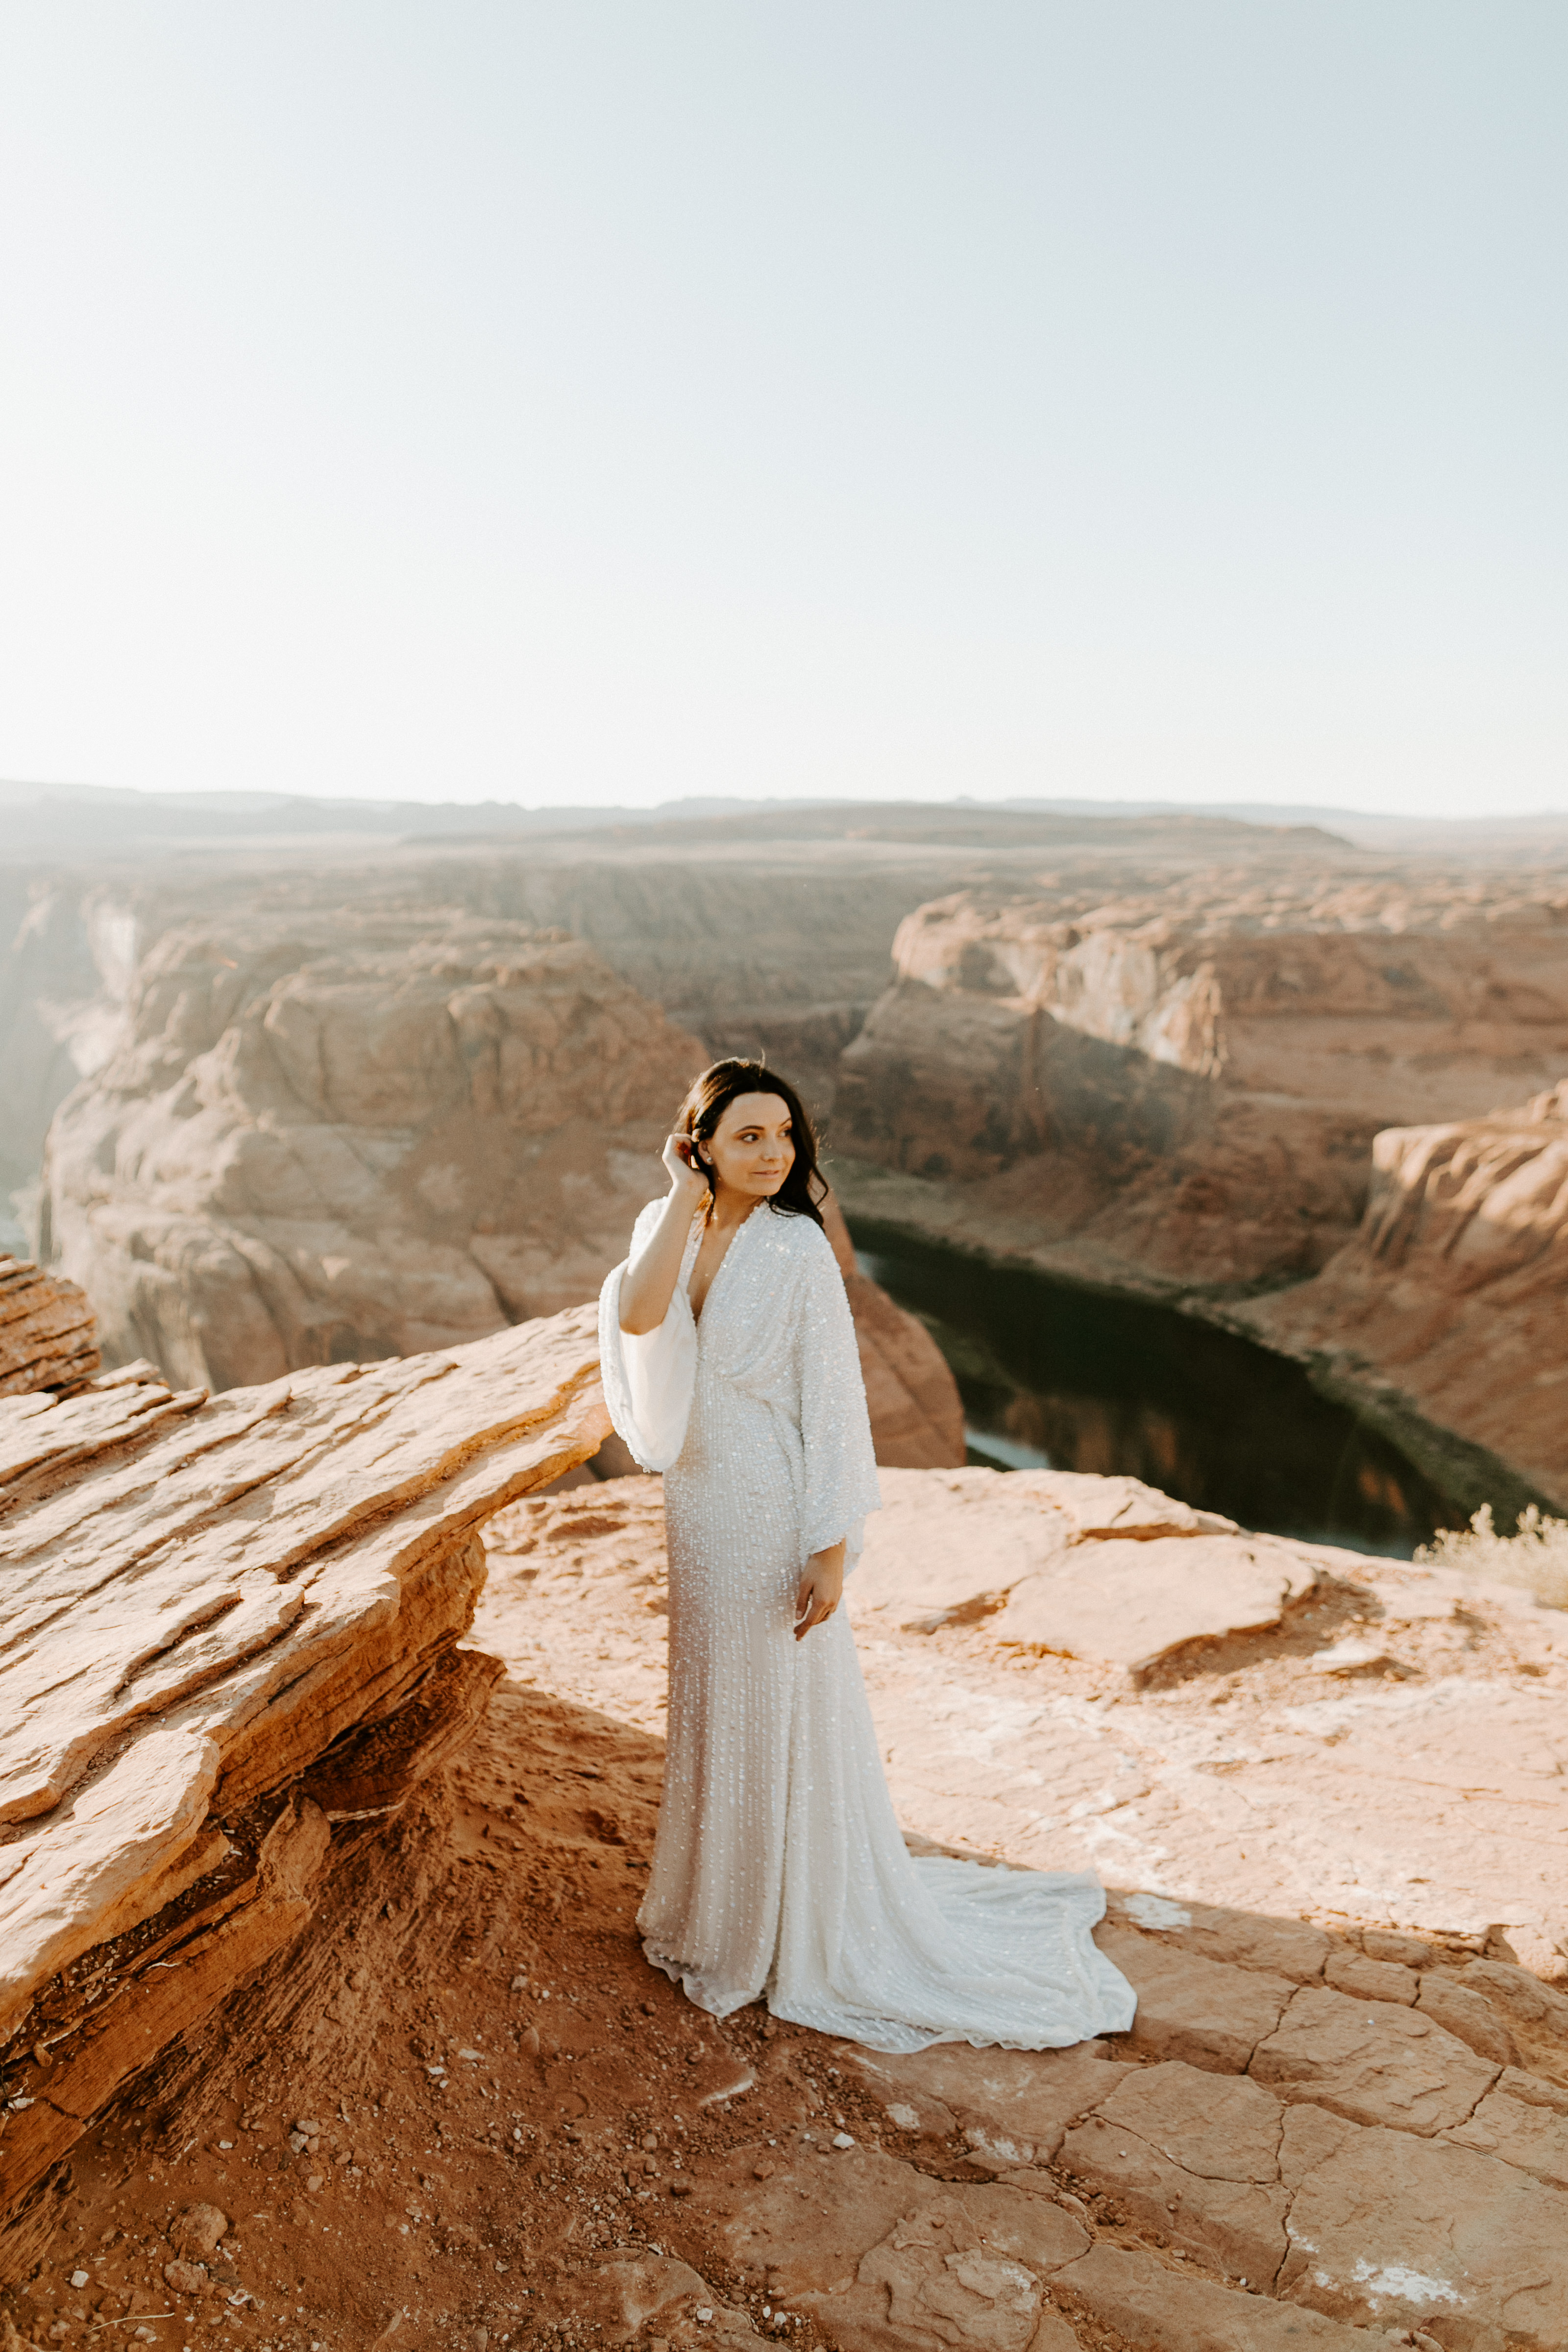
[597,1198,1135,2053]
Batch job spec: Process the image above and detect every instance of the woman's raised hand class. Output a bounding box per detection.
[663,1131,710,1202]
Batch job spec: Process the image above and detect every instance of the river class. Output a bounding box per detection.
[852,1219,1459,1556]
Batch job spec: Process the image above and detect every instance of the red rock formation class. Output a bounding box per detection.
[9,1425,1568,2338]
[0,1259,98,1396]
[1242,1079,1568,1510]
[43,915,707,1390]
[0,1304,607,2276]
[833,870,1568,1294]
[40,915,963,1466]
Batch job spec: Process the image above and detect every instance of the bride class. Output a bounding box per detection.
[598,1058,1134,2054]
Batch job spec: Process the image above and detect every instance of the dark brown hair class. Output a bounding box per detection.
[676,1059,826,1228]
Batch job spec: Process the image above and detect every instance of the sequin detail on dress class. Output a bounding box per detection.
[598,1199,1136,2054]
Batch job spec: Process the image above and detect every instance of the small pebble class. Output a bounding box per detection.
[70,2272,89,2289]
[669,2178,692,2197]
[831,2132,855,2150]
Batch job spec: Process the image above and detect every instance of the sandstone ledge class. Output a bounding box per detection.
[0,1304,608,2273]
[0,1263,98,1400]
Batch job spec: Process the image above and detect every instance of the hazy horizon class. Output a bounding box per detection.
[7,774,1568,840]
[2,5,1563,819]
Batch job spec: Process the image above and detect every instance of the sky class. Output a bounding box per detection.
[0,4,1563,817]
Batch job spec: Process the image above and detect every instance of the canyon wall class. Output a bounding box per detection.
[1240,1079,1568,1512]
[833,869,1568,1296]
[39,914,963,1464]
[0,881,146,1253]
[43,915,705,1393]
[0,801,1351,1241]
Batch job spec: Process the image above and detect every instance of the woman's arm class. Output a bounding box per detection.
[794,1540,846,1641]
[794,1227,883,1568]
[619,1137,708,1334]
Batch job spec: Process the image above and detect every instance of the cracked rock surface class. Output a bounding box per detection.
[460,1462,1568,2347]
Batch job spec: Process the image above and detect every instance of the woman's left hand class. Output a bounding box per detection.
[795,1542,846,1641]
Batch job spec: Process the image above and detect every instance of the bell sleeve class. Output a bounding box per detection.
[597,1201,698,1473]
[797,1226,883,1570]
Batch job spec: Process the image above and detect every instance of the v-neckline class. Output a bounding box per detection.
[688,1203,758,1330]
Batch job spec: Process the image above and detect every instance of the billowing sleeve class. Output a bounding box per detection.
[596,1202,698,1473]
[797,1227,883,1570]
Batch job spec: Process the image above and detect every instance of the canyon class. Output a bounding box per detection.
[8,799,1568,1516]
[0,802,1338,1234]
[825,855,1568,1517]
[27,908,959,1471]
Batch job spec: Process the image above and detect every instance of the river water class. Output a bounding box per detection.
[852,1219,1459,1557]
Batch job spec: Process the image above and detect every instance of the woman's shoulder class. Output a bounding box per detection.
[760,1207,840,1269]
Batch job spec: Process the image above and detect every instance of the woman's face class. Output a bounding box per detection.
[701,1091,796,1200]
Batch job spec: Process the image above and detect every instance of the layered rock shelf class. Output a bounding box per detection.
[0,1305,608,2281]
[0,1264,98,1399]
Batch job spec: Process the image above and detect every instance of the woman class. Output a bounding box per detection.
[598,1058,1134,2054]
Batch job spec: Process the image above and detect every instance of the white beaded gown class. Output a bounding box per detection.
[597,1197,1136,2054]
